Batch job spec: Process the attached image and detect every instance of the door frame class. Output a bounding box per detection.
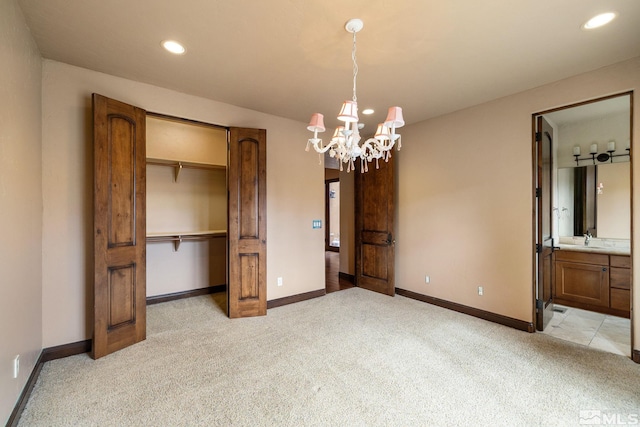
[531,91,634,357]
[533,115,555,331]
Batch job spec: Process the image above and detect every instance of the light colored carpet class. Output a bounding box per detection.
[18,288,640,426]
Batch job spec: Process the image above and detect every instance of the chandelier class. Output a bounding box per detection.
[306,18,404,173]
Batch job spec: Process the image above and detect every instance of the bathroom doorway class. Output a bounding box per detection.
[533,92,633,358]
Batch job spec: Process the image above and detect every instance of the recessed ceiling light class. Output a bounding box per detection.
[582,12,616,30]
[362,108,374,115]
[161,40,186,55]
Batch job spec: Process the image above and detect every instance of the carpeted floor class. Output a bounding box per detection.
[18,288,640,426]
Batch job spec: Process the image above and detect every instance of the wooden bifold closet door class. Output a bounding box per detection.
[92,94,147,359]
[93,94,267,359]
[227,127,267,318]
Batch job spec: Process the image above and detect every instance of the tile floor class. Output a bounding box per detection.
[541,305,631,357]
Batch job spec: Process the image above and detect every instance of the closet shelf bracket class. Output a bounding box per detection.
[174,162,183,182]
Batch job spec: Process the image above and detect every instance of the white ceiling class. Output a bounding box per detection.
[17,0,640,133]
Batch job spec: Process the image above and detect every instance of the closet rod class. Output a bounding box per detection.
[146,158,225,182]
[147,231,227,252]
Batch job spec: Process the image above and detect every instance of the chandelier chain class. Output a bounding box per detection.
[351,30,358,103]
[305,18,404,173]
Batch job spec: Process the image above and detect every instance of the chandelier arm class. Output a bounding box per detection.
[361,137,394,154]
[308,138,340,154]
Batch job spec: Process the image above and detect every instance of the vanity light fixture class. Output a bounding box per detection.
[162,40,186,55]
[573,140,629,165]
[306,18,404,173]
[582,12,617,30]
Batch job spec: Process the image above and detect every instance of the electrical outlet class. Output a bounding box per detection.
[425,275,430,284]
[277,277,283,287]
[478,286,484,296]
[13,355,19,379]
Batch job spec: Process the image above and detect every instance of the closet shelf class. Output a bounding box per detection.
[146,158,225,182]
[147,230,227,251]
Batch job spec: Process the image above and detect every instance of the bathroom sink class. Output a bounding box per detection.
[555,243,630,255]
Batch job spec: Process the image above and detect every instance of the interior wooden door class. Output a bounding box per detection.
[535,116,555,331]
[355,156,395,296]
[93,94,147,359]
[228,127,267,318]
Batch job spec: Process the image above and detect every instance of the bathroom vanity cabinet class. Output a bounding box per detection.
[554,250,630,318]
[609,255,631,312]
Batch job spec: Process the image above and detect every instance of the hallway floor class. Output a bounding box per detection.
[325,251,354,293]
[541,305,631,357]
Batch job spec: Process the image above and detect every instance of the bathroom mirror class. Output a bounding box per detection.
[544,93,631,239]
[557,163,630,238]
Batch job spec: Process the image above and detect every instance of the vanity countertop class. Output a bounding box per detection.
[556,244,630,256]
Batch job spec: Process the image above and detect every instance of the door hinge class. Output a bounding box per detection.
[535,132,541,142]
[535,187,541,198]
[536,299,544,310]
[535,243,542,254]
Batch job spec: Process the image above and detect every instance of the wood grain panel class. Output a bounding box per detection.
[93,94,146,359]
[239,138,259,239]
[361,163,389,232]
[108,264,135,328]
[240,254,259,300]
[555,261,609,307]
[107,115,136,247]
[610,255,631,268]
[362,245,388,280]
[361,230,389,245]
[554,250,608,265]
[355,154,395,296]
[228,128,267,318]
[610,267,631,290]
[610,288,630,311]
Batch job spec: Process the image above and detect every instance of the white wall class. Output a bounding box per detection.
[397,56,640,352]
[41,59,325,347]
[0,0,43,423]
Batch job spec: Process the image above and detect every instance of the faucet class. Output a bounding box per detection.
[584,230,592,246]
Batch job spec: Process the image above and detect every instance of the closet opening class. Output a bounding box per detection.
[145,113,228,313]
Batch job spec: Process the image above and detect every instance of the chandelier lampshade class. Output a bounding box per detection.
[332,126,346,143]
[306,18,405,173]
[307,113,326,132]
[384,106,405,128]
[374,123,391,141]
[337,101,359,123]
